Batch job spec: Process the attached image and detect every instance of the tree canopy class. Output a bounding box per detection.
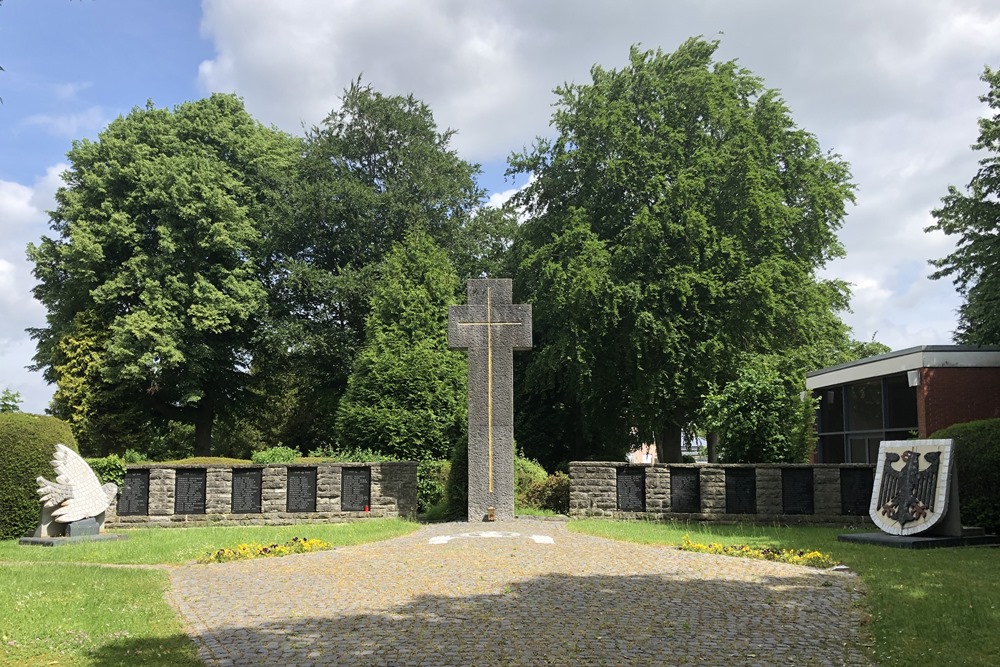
[28,94,300,455]
[928,66,1000,345]
[258,80,493,450]
[508,38,858,463]
[27,47,885,466]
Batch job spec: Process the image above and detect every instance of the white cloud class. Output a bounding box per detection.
[192,1,1000,353]
[487,186,520,210]
[52,81,92,101]
[0,168,64,414]
[23,106,111,138]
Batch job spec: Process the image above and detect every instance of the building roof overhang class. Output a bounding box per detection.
[805,345,1000,390]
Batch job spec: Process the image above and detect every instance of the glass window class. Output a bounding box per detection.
[821,434,845,463]
[884,374,918,430]
[867,437,880,464]
[847,435,881,463]
[847,380,882,431]
[849,437,868,463]
[817,387,844,432]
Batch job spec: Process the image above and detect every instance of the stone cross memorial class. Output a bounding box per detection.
[449,279,532,521]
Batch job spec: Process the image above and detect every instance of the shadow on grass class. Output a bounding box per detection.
[83,633,203,667]
[88,569,870,666]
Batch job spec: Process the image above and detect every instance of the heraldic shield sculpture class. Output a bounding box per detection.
[870,439,961,537]
[31,443,118,539]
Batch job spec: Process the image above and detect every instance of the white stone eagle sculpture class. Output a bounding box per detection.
[36,444,118,526]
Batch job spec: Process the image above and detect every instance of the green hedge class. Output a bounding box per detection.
[417,459,450,513]
[250,445,302,464]
[522,472,570,514]
[0,414,77,540]
[444,449,550,519]
[514,456,548,507]
[445,444,469,520]
[87,454,127,488]
[931,418,1000,534]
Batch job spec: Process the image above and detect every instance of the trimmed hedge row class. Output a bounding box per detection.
[932,418,1000,534]
[0,413,77,540]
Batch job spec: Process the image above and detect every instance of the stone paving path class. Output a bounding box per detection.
[167,520,873,666]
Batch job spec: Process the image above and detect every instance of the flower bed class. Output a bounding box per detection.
[679,535,836,568]
[198,537,333,564]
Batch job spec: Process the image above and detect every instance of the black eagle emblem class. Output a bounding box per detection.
[877,450,941,527]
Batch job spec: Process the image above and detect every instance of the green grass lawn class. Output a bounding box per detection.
[0,518,418,565]
[0,519,420,666]
[0,564,199,667]
[570,519,1000,667]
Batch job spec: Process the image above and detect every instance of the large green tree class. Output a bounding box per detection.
[263,80,498,449]
[508,39,857,464]
[28,94,299,456]
[700,336,890,464]
[928,66,1000,345]
[335,228,466,460]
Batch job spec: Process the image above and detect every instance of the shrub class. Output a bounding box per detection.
[306,445,399,462]
[0,413,77,540]
[931,418,1000,534]
[122,448,146,464]
[445,451,550,517]
[445,444,468,520]
[250,446,302,464]
[417,459,450,513]
[523,472,570,514]
[514,456,548,507]
[87,454,127,488]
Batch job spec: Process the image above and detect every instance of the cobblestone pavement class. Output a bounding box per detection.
[167,520,873,666]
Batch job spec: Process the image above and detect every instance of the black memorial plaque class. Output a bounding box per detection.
[670,468,701,513]
[342,467,371,512]
[616,467,646,512]
[782,468,814,515]
[174,469,207,514]
[287,467,317,513]
[840,467,875,516]
[725,468,757,514]
[231,468,263,514]
[117,469,149,516]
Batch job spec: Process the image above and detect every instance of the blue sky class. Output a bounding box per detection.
[3,0,1000,412]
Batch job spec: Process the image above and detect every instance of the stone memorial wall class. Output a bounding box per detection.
[570,462,875,524]
[104,462,416,528]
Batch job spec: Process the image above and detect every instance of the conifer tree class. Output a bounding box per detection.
[335,229,467,461]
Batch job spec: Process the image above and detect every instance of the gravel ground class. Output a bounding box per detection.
[167,520,873,666]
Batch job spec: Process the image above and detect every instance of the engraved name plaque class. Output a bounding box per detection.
[175,469,207,515]
[231,468,263,514]
[286,467,317,513]
[782,468,814,515]
[841,467,874,516]
[725,468,756,514]
[117,469,149,516]
[616,467,646,512]
[342,467,371,512]
[670,468,700,513]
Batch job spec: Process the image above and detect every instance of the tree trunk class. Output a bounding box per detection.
[655,423,683,463]
[707,431,719,463]
[150,394,215,457]
[194,415,214,457]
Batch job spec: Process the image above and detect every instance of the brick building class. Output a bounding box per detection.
[806,345,1000,463]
